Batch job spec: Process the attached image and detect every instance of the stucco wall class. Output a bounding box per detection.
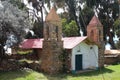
[71,42,98,71]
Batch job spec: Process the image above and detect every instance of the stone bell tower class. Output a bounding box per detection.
[40,7,63,74]
[87,15,104,67]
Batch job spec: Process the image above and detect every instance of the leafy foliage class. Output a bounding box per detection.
[64,0,81,36]
[32,20,43,38]
[62,19,79,37]
[115,40,120,49]
[0,1,32,59]
[83,0,119,48]
[79,6,94,35]
[26,0,44,38]
[114,19,120,37]
[59,49,69,73]
[25,0,120,48]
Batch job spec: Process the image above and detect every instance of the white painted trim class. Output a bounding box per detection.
[71,42,98,71]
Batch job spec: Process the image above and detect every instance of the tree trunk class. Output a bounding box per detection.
[65,0,81,36]
[108,32,116,49]
[0,45,5,61]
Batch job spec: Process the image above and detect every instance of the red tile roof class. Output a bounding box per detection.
[20,37,87,49]
[63,37,87,49]
[20,39,43,49]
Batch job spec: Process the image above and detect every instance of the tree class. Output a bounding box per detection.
[60,0,119,48]
[85,0,119,48]
[25,0,82,38]
[53,0,94,36]
[26,0,44,38]
[0,1,32,60]
[79,6,94,35]
[62,18,79,37]
[26,0,119,48]
[114,19,120,37]
[64,0,81,36]
[25,0,66,38]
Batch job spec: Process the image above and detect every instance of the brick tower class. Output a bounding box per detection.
[40,8,63,74]
[87,15,104,67]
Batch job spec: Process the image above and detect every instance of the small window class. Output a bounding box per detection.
[90,30,94,40]
[77,46,81,52]
[56,26,58,40]
[90,46,93,49]
[99,30,101,41]
[55,26,58,33]
[47,25,50,39]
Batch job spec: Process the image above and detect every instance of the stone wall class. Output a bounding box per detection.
[65,49,72,71]
[104,56,118,64]
[98,42,105,67]
[40,40,63,74]
[118,55,120,62]
[104,54,120,65]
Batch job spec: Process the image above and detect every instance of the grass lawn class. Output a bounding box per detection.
[0,64,120,80]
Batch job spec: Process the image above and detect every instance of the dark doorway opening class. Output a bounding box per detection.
[75,54,82,71]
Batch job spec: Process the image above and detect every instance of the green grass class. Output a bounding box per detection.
[0,64,120,80]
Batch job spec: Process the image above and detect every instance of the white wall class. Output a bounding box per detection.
[71,42,98,71]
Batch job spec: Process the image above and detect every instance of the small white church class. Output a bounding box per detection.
[21,8,104,74]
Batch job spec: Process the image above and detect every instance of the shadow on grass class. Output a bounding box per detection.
[43,68,114,80]
[69,67,114,77]
[43,73,68,80]
[0,69,31,80]
[0,67,115,80]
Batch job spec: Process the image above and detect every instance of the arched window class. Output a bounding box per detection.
[90,30,94,41]
[99,30,101,42]
[55,26,58,33]
[55,26,58,40]
[46,24,49,40]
